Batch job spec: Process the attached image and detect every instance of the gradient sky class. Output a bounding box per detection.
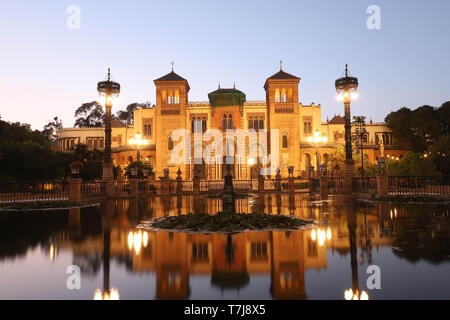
[0,0,449,130]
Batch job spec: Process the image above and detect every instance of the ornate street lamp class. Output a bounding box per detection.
[129,133,149,163]
[129,133,149,179]
[307,131,328,178]
[97,68,120,180]
[353,116,367,179]
[336,64,358,193]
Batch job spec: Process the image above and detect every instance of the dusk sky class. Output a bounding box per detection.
[0,0,449,130]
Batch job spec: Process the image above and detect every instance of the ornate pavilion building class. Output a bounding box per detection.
[57,66,408,179]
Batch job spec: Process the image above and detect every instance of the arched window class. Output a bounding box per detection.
[202,116,207,133]
[93,139,98,149]
[259,117,264,130]
[162,90,167,104]
[305,154,311,170]
[275,89,280,102]
[222,114,227,130]
[288,89,293,102]
[304,122,312,135]
[168,96,172,104]
[228,114,233,130]
[282,135,288,149]
[248,116,253,129]
[168,136,173,150]
[281,88,287,102]
[175,90,180,104]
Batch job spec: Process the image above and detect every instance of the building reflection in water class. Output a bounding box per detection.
[20,194,450,299]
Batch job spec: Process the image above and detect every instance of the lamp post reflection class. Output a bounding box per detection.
[94,199,120,300]
[344,200,369,300]
[93,231,120,300]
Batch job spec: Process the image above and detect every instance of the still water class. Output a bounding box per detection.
[0,194,449,300]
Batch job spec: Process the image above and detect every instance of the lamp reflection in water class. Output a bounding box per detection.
[128,230,149,255]
[310,227,332,247]
[93,288,120,301]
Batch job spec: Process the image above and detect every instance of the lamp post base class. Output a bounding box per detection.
[344,159,355,195]
[102,163,114,180]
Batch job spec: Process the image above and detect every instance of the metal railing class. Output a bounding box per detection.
[115,181,130,196]
[81,181,105,199]
[388,176,450,195]
[0,182,69,203]
[352,177,377,193]
[328,177,345,194]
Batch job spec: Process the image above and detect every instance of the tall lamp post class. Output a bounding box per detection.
[353,116,367,179]
[97,68,120,180]
[335,64,359,193]
[307,131,328,178]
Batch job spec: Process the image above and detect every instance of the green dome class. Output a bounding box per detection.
[208,88,246,107]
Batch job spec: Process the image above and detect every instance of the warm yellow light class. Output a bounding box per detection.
[93,289,103,300]
[143,231,149,248]
[93,288,120,300]
[344,289,353,300]
[97,96,107,105]
[322,136,328,143]
[351,92,359,100]
[133,231,142,255]
[311,229,316,241]
[360,291,369,300]
[110,288,120,300]
[127,232,133,250]
[307,136,313,143]
[247,158,255,166]
[326,228,332,240]
[318,229,326,246]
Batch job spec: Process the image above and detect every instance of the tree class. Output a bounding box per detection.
[385,107,424,152]
[74,101,105,128]
[42,117,63,142]
[116,102,152,126]
[386,152,440,176]
[72,144,104,180]
[0,119,50,146]
[437,101,450,135]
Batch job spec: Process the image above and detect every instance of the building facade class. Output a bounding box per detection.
[57,67,409,179]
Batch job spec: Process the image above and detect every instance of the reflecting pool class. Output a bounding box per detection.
[0,194,449,300]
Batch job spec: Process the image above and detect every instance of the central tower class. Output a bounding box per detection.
[264,66,301,177]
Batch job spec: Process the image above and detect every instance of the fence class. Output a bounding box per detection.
[81,181,105,199]
[352,177,377,193]
[3,175,450,204]
[388,176,450,195]
[115,181,130,197]
[328,178,345,194]
[0,182,69,204]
